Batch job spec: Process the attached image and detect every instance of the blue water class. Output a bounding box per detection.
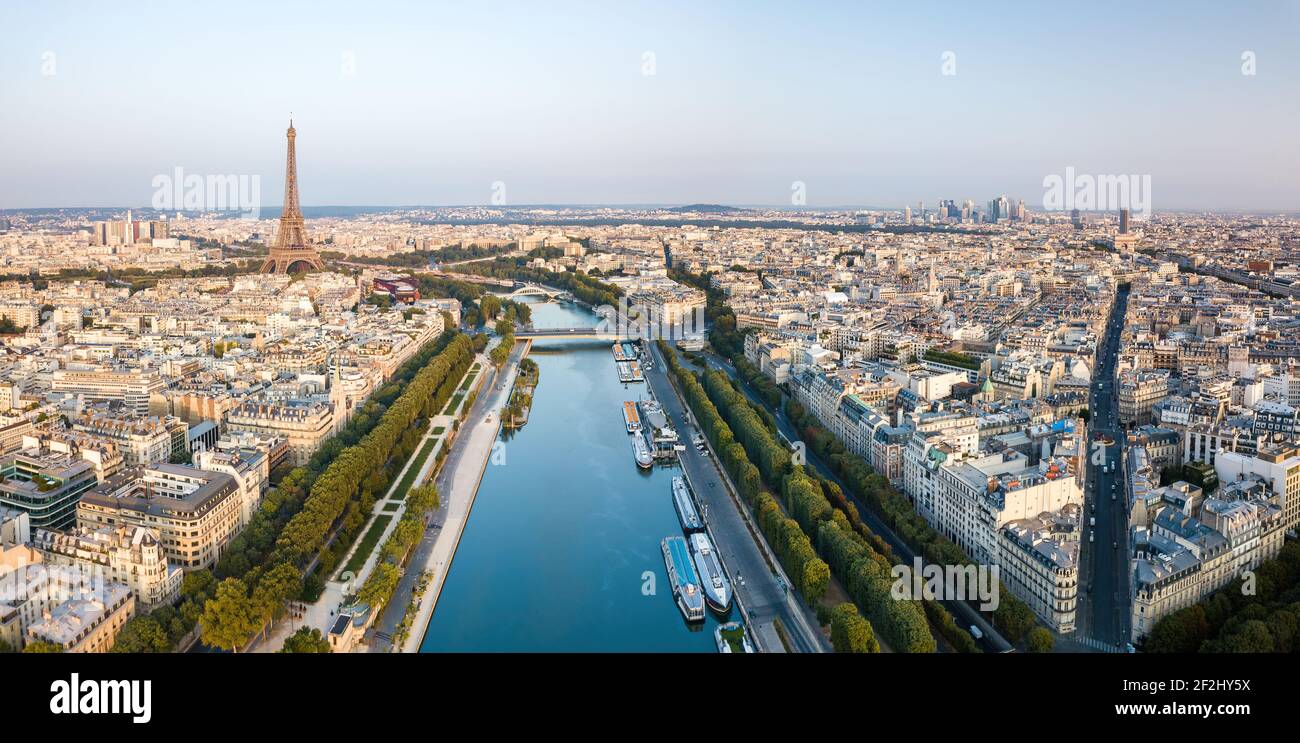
[419,299,733,652]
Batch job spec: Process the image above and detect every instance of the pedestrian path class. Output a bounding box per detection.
[401,343,525,652]
[252,358,484,653]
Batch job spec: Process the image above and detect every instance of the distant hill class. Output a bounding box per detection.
[665,203,748,214]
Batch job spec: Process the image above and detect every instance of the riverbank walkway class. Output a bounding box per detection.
[252,355,486,653]
[394,338,528,652]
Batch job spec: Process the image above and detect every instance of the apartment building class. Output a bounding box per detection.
[194,447,267,528]
[26,582,135,653]
[926,449,1081,565]
[1215,445,1300,531]
[77,464,241,570]
[0,301,40,329]
[998,505,1080,633]
[1184,420,1261,466]
[225,400,333,467]
[1117,369,1171,426]
[0,444,100,530]
[49,367,167,416]
[32,524,182,609]
[1131,490,1284,641]
[72,411,186,466]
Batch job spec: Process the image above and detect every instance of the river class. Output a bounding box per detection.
[419,298,733,651]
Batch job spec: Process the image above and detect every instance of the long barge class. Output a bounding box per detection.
[616,361,645,384]
[661,536,705,622]
[671,476,703,533]
[622,401,641,433]
[611,341,638,362]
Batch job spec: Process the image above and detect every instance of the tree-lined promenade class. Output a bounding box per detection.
[667,268,1042,651]
[111,331,474,653]
[660,341,891,652]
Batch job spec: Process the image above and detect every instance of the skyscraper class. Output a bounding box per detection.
[261,120,324,275]
[1119,208,1130,235]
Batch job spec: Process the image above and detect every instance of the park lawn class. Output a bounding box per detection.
[340,514,393,577]
[442,392,465,415]
[392,438,438,501]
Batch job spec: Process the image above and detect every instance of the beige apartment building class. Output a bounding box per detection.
[226,400,334,467]
[1117,369,1171,426]
[1131,493,1284,642]
[26,583,135,653]
[1215,444,1300,531]
[998,505,1080,633]
[32,524,182,609]
[72,411,186,466]
[49,367,168,416]
[77,464,241,570]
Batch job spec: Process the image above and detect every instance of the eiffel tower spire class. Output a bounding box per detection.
[261,118,323,274]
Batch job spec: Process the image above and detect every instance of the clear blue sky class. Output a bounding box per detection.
[2,0,1297,210]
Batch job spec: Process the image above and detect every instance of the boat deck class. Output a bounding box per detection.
[665,536,700,588]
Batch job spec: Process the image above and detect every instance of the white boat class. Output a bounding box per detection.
[690,531,732,612]
[631,433,653,469]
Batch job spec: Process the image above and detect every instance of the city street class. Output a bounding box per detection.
[1077,284,1133,650]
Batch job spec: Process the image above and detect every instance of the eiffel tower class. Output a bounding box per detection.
[261,119,323,274]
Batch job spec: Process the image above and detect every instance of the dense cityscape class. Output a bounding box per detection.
[3,123,1298,656]
[4,0,1298,728]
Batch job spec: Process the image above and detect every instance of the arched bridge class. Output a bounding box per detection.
[507,283,568,299]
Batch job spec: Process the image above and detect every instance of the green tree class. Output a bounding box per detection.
[181,569,217,599]
[22,640,64,653]
[199,578,260,652]
[279,627,332,653]
[830,602,880,653]
[406,484,440,515]
[1026,626,1055,653]
[994,591,1037,644]
[110,615,172,653]
[357,562,401,611]
[801,558,830,604]
[251,562,302,639]
[1144,604,1210,653]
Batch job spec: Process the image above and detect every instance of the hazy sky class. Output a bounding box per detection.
[2,0,1298,210]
